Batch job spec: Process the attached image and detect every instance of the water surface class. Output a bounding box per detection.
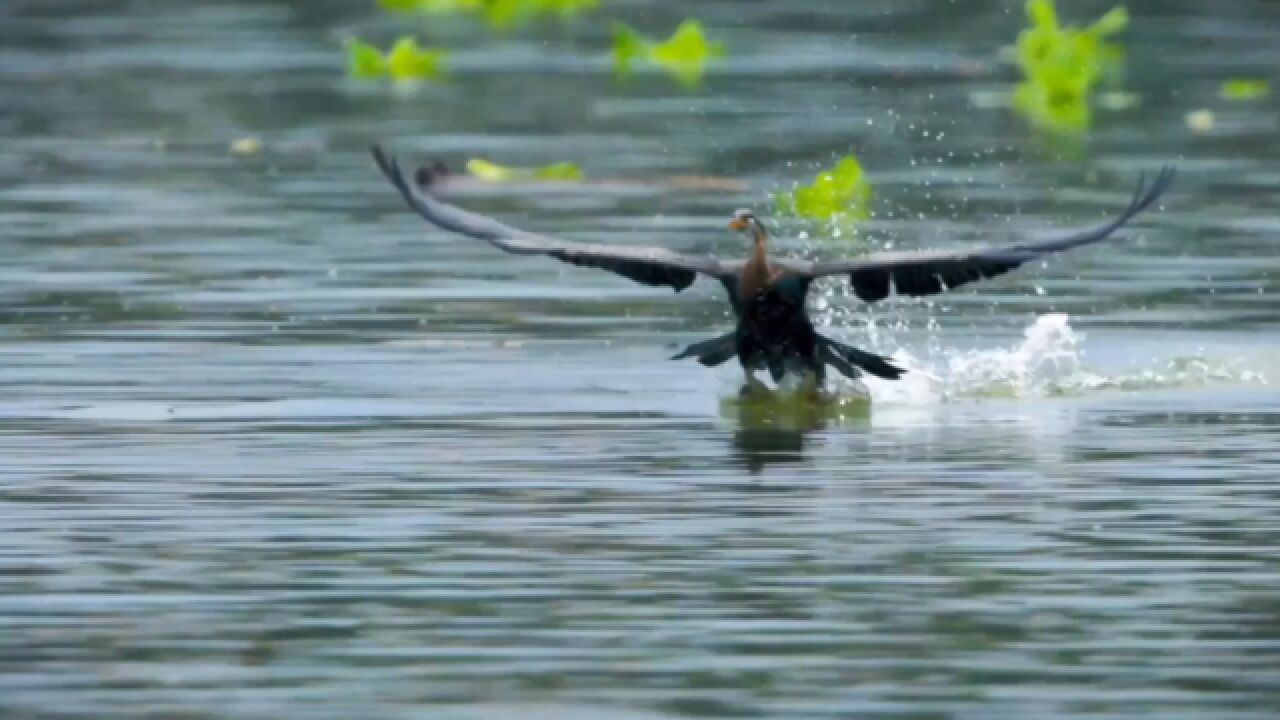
[2,1,1279,718]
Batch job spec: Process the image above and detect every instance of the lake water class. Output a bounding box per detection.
[2,1,1278,718]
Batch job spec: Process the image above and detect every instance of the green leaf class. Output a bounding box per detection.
[774,154,872,227]
[433,0,486,11]
[1026,0,1058,30]
[611,19,725,88]
[466,158,584,182]
[398,0,595,28]
[385,37,446,81]
[1012,1,1126,134]
[648,19,724,87]
[611,22,646,77]
[378,0,423,11]
[345,37,388,78]
[1220,78,1270,101]
[381,0,485,13]
[534,0,598,17]
[1089,6,1129,37]
[532,162,584,181]
[466,158,516,182]
[483,0,524,29]
[1013,79,1090,134]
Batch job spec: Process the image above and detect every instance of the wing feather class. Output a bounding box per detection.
[371,145,727,292]
[779,166,1175,302]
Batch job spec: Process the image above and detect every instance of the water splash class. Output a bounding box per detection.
[824,313,1270,406]
[940,312,1085,398]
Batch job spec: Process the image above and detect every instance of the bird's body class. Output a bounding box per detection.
[371,145,1174,389]
[673,215,907,385]
[732,227,824,383]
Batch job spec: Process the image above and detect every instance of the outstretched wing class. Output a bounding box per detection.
[371,145,728,292]
[776,166,1175,302]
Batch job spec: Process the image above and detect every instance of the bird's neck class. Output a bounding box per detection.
[740,230,771,298]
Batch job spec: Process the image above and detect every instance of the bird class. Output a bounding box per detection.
[371,144,1174,388]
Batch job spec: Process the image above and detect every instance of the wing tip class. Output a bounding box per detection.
[371,143,451,197]
[1130,163,1177,214]
[369,143,393,178]
[370,143,425,209]
[370,143,400,185]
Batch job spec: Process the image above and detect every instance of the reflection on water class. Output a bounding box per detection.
[3,0,1280,718]
[732,425,807,472]
[724,384,872,472]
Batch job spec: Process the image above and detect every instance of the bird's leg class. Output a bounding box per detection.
[739,370,769,397]
[800,370,825,399]
[813,357,828,395]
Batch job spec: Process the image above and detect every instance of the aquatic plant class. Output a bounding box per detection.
[1012,0,1128,134]
[527,0,599,17]
[379,0,483,12]
[612,19,725,88]
[346,36,447,82]
[774,155,872,228]
[466,158,584,182]
[346,38,389,78]
[379,0,597,29]
[1220,79,1269,101]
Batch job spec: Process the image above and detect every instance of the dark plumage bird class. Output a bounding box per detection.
[371,145,1174,387]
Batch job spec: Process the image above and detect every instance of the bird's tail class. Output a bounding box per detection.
[671,332,737,367]
[816,333,905,381]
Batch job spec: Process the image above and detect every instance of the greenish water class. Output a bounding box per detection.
[2,1,1279,718]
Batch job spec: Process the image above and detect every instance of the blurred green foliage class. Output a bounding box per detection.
[466,158,585,182]
[1012,0,1127,134]
[1220,79,1269,101]
[379,0,598,29]
[612,19,725,88]
[346,36,447,81]
[774,155,871,228]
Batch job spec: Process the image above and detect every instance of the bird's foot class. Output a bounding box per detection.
[799,373,825,398]
[739,375,770,398]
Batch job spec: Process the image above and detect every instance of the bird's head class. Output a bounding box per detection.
[727,208,766,242]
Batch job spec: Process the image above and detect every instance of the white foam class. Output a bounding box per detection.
[830,313,1270,407]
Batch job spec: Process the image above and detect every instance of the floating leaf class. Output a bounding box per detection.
[386,37,447,80]
[611,22,646,77]
[483,0,597,27]
[346,36,446,82]
[481,0,524,28]
[1220,78,1269,101]
[532,162,583,181]
[775,154,872,228]
[466,158,516,182]
[378,0,424,10]
[386,0,595,27]
[1014,80,1091,133]
[1012,0,1127,134]
[466,158,583,183]
[648,20,725,88]
[1089,6,1129,36]
[346,38,389,78]
[610,19,724,88]
[379,0,485,13]
[533,0,598,17]
[1026,0,1058,30]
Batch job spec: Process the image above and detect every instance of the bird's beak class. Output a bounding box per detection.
[727,218,748,231]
